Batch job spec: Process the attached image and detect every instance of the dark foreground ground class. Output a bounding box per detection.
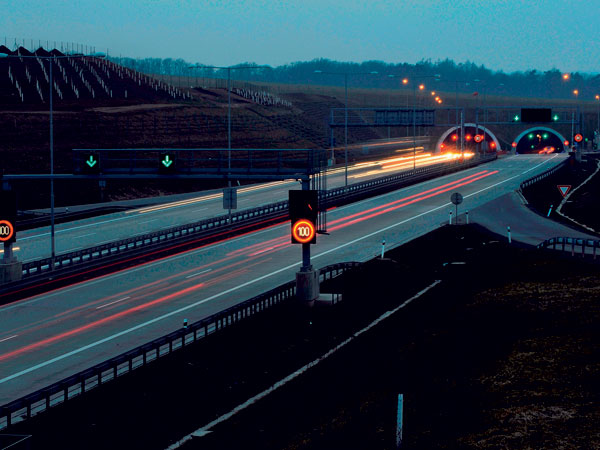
[4,224,599,450]
[523,153,600,236]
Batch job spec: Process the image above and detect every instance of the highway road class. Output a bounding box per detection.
[0,153,567,406]
[12,144,447,263]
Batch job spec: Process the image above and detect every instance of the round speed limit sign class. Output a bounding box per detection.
[0,220,15,242]
[292,219,316,244]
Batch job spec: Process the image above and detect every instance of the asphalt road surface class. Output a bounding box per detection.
[0,153,567,406]
[13,147,455,263]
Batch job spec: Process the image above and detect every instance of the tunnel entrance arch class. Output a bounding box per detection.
[513,127,568,153]
[435,123,501,153]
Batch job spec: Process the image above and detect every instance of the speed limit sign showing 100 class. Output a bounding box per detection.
[292,219,316,244]
[0,220,15,243]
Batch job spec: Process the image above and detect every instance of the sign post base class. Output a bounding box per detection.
[296,269,319,305]
[0,260,22,283]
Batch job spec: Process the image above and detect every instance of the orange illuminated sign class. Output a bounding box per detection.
[0,220,15,242]
[291,219,316,244]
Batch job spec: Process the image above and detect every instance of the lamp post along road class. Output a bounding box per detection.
[188,64,271,221]
[0,51,106,266]
[314,70,378,186]
[395,74,440,169]
[595,95,600,133]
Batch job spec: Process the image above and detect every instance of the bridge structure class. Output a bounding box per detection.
[329,106,584,155]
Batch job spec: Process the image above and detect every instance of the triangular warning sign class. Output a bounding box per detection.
[557,185,572,197]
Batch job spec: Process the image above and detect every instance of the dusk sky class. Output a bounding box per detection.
[4,0,599,74]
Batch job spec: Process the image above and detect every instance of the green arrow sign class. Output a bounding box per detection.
[86,155,97,167]
[161,155,173,168]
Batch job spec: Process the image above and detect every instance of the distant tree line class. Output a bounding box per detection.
[109,56,600,101]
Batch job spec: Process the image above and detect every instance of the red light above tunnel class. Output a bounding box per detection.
[465,134,472,141]
[451,134,458,141]
[490,142,496,149]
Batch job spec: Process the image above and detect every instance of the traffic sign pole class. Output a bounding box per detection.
[0,190,22,282]
[292,180,320,304]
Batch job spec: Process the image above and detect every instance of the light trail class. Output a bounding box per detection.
[130,180,295,215]
[0,212,289,301]
[3,170,492,348]
[0,250,275,359]
[331,170,489,226]
[329,170,498,232]
[0,160,523,367]
[0,282,206,363]
[352,152,475,178]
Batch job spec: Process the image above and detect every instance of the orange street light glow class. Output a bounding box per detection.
[419,84,425,90]
[402,78,408,85]
[562,73,570,80]
[573,89,579,96]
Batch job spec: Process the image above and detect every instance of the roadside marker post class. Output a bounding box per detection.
[466,210,469,225]
[449,211,452,225]
[381,238,386,258]
[547,205,553,217]
[507,226,511,244]
[396,393,404,448]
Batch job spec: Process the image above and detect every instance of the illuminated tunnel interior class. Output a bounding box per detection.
[439,126,498,154]
[515,128,565,154]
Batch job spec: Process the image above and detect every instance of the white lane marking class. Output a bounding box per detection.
[185,269,212,279]
[0,157,549,383]
[16,159,474,241]
[95,297,130,310]
[139,219,159,225]
[0,157,543,315]
[194,208,208,213]
[19,215,135,241]
[74,233,96,239]
[165,280,443,448]
[0,335,18,343]
[0,180,500,385]
[0,220,287,312]
[521,153,559,174]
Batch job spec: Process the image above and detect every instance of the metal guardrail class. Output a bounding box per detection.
[0,155,499,428]
[519,156,569,189]
[321,154,497,207]
[537,237,600,258]
[15,154,496,283]
[20,201,289,278]
[0,261,359,430]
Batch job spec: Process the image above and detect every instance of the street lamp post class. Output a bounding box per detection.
[431,78,466,154]
[392,74,440,169]
[572,89,580,149]
[595,95,600,134]
[0,51,105,266]
[314,70,378,186]
[188,64,271,221]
